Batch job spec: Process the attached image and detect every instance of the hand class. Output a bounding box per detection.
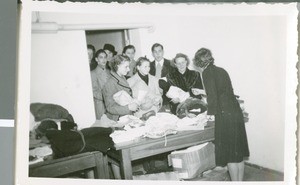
[152,97,162,106]
[171,98,180,104]
[191,88,205,96]
[206,115,215,121]
[128,102,139,112]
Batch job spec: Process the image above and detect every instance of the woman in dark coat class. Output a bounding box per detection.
[166,53,204,114]
[193,48,249,181]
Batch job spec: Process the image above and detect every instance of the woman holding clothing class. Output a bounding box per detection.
[193,48,249,181]
[102,55,139,121]
[166,53,204,114]
[127,57,162,118]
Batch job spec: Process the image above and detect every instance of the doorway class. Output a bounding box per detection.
[85,30,126,55]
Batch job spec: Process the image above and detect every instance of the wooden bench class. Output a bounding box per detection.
[29,151,110,179]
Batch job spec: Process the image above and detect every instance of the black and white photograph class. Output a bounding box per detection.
[15,1,298,185]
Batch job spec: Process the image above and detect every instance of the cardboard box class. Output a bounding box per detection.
[168,142,216,179]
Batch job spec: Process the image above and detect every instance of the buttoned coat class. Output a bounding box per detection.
[102,71,132,121]
[91,66,110,119]
[127,73,162,117]
[202,64,249,166]
[127,73,161,100]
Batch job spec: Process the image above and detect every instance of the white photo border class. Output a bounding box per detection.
[16,1,298,185]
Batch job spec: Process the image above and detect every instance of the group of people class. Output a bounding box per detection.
[88,42,249,181]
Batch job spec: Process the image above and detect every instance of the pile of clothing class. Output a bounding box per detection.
[109,112,209,144]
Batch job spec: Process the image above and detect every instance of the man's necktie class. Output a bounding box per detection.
[155,62,162,78]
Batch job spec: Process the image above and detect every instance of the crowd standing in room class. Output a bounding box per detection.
[94,43,248,180]
[29,42,249,181]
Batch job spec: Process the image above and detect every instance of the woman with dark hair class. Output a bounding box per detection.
[102,55,139,121]
[91,49,110,119]
[122,45,137,77]
[193,48,249,181]
[87,44,97,71]
[127,57,162,118]
[166,53,204,114]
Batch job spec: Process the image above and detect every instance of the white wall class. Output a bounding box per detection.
[138,15,286,172]
[31,31,96,129]
[34,9,289,172]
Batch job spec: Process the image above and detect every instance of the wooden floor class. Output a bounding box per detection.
[65,161,284,181]
[186,164,284,181]
[243,165,283,181]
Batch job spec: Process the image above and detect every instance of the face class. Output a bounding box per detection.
[87,48,94,62]
[95,52,107,68]
[152,46,164,61]
[137,61,150,76]
[105,50,114,61]
[124,48,135,61]
[175,57,188,74]
[117,61,130,76]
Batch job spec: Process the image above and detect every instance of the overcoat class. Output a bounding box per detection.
[127,73,161,99]
[127,73,162,117]
[102,71,133,121]
[202,64,249,166]
[91,66,110,119]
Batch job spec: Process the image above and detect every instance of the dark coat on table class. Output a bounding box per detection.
[202,64,249,166]
[46,127,114,158]
[102,71,133,121]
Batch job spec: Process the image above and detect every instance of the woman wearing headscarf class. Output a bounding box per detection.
[193,48,249,181]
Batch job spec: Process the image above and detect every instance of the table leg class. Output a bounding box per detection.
[120,149,133,180]
[85,169,94,179]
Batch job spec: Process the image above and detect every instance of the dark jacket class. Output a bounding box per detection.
[102,71,133,121]
[167,68,203,98]
[166,68,204,114]
[46,127,114,158]
[149,58,174,78]
[202,64,239,115]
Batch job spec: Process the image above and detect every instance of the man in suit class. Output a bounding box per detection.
[149,43,174,78]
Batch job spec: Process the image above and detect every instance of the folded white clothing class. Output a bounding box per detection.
[166,86,190,103]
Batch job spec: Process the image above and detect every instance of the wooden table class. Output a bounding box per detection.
[111,124,215,180]
[29,151,110,179]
